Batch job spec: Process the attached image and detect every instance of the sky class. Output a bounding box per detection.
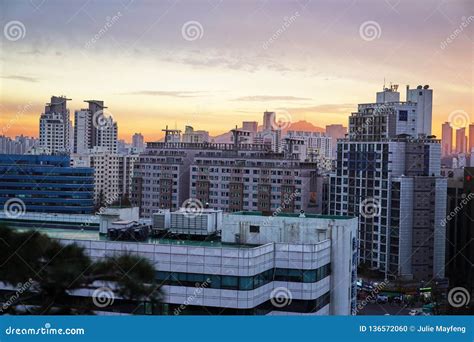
[0,0,473,142]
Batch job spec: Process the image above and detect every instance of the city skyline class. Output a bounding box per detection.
[1,0,472,141]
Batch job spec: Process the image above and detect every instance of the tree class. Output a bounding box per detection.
[0,224,162,314]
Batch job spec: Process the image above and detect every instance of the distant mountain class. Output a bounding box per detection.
[211,120,325,143]
[285,120,325,133]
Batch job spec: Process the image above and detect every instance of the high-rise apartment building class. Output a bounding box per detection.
[469,124,474,154]
[456,127,466,154]
[263,111,275,131]
[0,135,37,154]
[445,168,474,296]
[441,122,453,157]
[325,124,347,158]
[286,131,333,160]
[132,132,145,151]
[39,96,71,154]
[74,100,118,154]
[132,133,323,217]
[329,85,446,281]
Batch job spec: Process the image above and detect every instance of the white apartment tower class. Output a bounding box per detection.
[74,100,118,154]
[39,96,71,154]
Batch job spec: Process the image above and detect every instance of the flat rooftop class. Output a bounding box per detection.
[12,227,252,249]
[233,211,355,220]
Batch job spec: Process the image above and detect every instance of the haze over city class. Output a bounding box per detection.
[1,0,472,141]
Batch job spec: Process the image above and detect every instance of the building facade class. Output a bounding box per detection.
[74,100,118,154]
[0,154,94,214]
[445,168,474,297]
[39,96,71,154]
[132,140,322,218]
[0,135,37,154]
[456,127,467,154]
[442,122,453,157]
[329,85,447,280]
[49,211,358,315]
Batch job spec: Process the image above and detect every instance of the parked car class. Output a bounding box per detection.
[376,295,388,303]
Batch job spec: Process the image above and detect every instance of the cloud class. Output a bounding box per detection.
[287,103,356,115]
[1,75,39,83]
[232,95,312,102]
[121,90,207,98]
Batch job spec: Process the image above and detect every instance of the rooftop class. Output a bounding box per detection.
[13,227,252,249]
[233,211,354,220]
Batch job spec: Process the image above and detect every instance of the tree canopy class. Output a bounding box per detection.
[0,224,161,314]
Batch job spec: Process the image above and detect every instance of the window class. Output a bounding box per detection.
[398,110,408,121]
[249,225,260,233]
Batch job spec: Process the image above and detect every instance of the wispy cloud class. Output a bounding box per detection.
[1,75,39,83]
[233,95,312,102]
[121,90,207,98]
[287,103,356,115]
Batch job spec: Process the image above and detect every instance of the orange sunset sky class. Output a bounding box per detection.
[1,0,472,142]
